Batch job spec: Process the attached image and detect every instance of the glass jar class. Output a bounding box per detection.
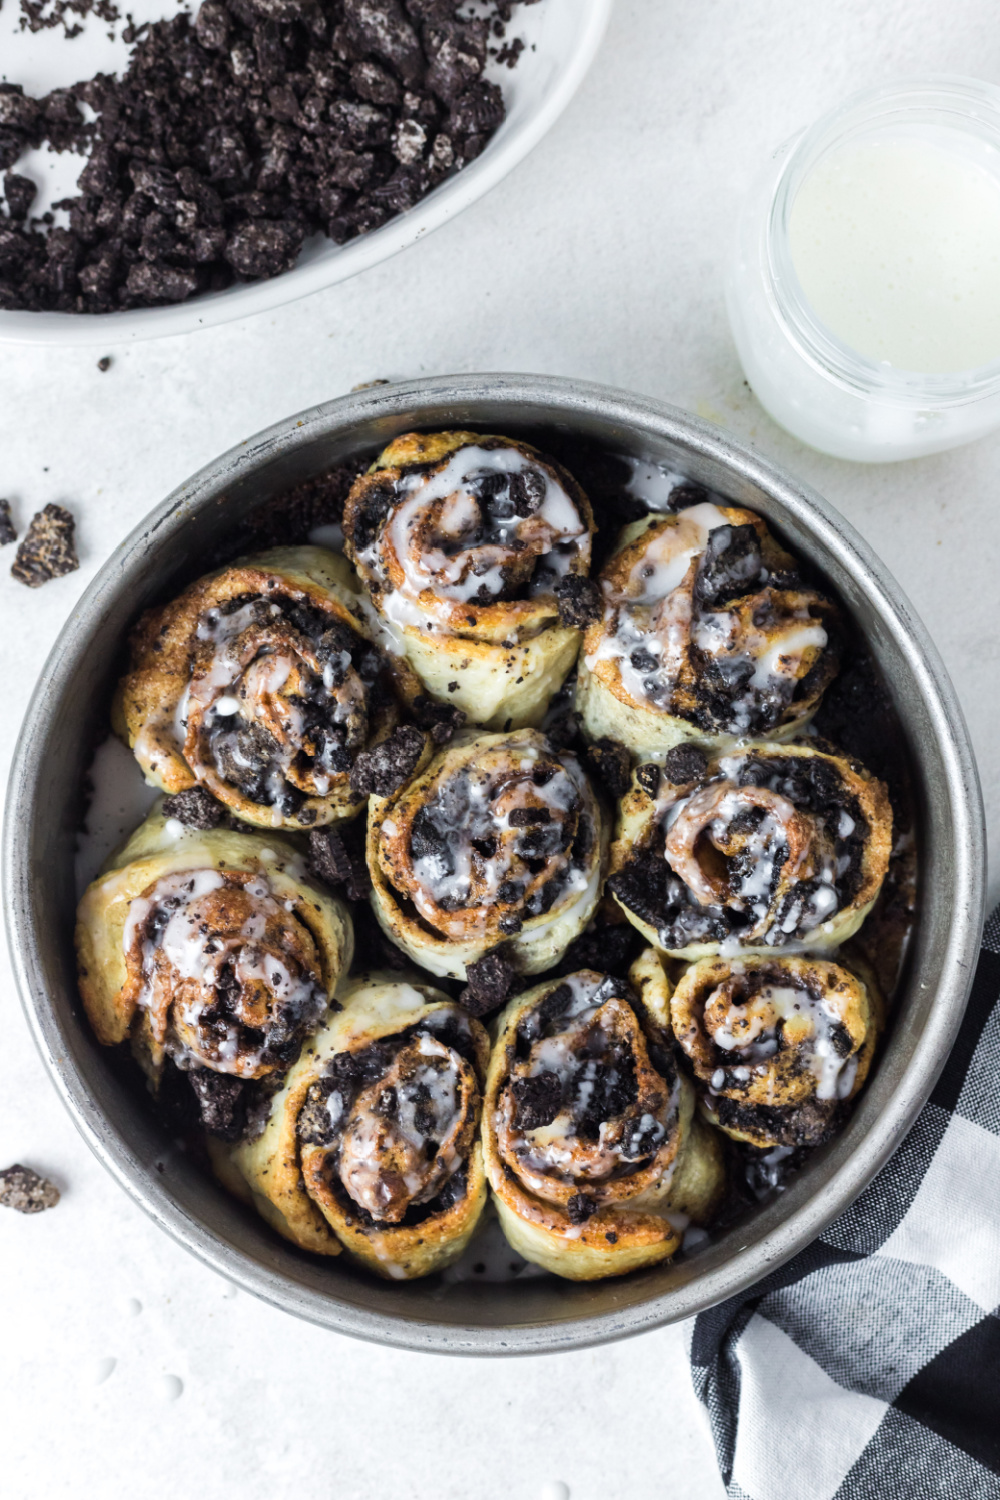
[726,77,1000,461]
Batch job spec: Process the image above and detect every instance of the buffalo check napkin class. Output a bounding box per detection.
[690,907,1000,1500]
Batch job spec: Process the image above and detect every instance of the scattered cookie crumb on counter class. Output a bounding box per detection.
[11,502,79,587]
[0,500,16,546]
[0,1163,60,1213]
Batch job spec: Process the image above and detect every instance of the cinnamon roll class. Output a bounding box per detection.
[368,727,606,980]
[608,740,892,959]
[75,801,352,1085]
[213,975,489,1276]
[482,954,724,1280]
[670,952,883,1148]
[576,502,840,755]
[114,545,415,831]
[342,431,595,731]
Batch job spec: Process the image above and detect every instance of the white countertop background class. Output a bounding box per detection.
[4,2,999,1496]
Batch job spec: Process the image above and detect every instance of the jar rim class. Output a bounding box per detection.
[765,74,1000,404]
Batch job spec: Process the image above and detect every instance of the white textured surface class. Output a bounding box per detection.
[2,2,999,1497]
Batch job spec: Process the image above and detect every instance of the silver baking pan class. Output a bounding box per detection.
[3,373,986,1354]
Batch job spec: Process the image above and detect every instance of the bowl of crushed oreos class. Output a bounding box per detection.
[5,373,985,1352]
[0,0,611,341]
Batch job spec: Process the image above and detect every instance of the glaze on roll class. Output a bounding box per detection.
[368,727,606,979]
[212,975,489,1275]
[482,951,724,1280]
[343,431,595,730]
[670,952,882,1148]
[608,740,892,959]
[115,546,413,831]
[75,802,352,1085]
[576,502,840,755]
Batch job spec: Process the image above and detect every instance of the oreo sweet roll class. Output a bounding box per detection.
[575,500,840,756]
[75,801,352,1091]
[670,952,883,1149]
[342,431,595,731]
[482,951,724,1280]
[212,975,489,1276]
[608,741,892,960]
[368,728,606,980]
[115,546,414,831]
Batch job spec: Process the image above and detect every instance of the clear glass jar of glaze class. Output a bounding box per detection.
[727,77,1000,461]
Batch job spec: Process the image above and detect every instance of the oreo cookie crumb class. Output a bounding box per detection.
[0,1163,60,1213]
[307,825,370,902]
[351,724,425,797]
[188,1069,246,1141]
[554,574,602,629]
[3,172,36,219]
[566,1192,595,1225]
[460,946,517,1018]
[661,743,709,786]
[243,459,367,549]
[412,693,466,744]
[510,1070,561,1130]
[161,786,225,829]
[0,501,16,546]
[11,503,78,587]
[635,762,660,798]
[585,737,631,801]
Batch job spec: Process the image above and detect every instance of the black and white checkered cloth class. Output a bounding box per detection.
[690,907,1000,1500]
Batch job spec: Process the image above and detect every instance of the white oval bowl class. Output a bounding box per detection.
[0,0,612,345]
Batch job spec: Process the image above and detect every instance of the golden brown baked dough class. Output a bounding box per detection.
[213,974,489,1277]
[75,802,352,1085]
[368,727,606,980]
[481,954,724,1280]
[670,951,883,1148]
[576,503,839,755]
[343,431,595,730]
[608,740,892,959]
[114,545,416,831]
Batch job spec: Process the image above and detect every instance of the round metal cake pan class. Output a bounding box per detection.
[3,373,986,1354]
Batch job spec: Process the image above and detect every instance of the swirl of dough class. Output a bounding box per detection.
[115,546,410,831]
[481,957,724,1280]
[608,741,892,960]
[75,802,352,1084]
[343,431,595,730]
[576,503,840,755]
[670,952,882,1148]
[369,727,606,979]
[210,977,489,1276]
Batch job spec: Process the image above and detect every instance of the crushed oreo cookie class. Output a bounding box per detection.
[510,1069,561,1130]
[412,693,466,744]
[584,736,631,801]
[661,743,709,787]
[10,502,78,586]
[161,785,226,829]
[187,1068,247,1141]
[350,722,425,797]
[0,500,16,546]
[554,573,603,629]
[0,1163,60,1213]
[459,945,518,1018]
[307,823,370,902]
[0,0,529,313]
[241,458,367,550]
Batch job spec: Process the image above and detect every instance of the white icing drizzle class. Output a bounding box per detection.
[359,444,589,629]
[122,868,324,1074]
[706,978,858,1101]
[586,501,829,731]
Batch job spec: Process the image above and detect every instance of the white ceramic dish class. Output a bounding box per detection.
[0,0,612,344]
